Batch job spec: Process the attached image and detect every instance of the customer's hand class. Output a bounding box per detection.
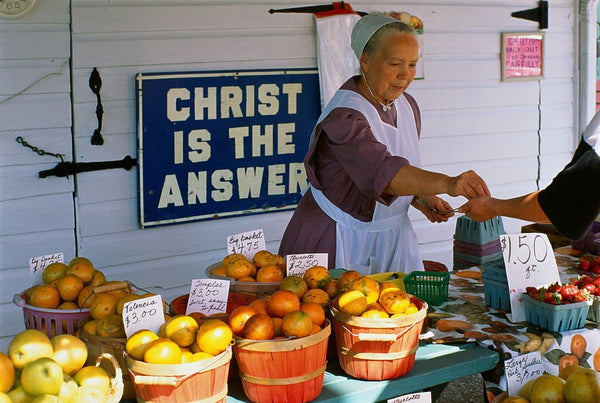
[458,196,497,222]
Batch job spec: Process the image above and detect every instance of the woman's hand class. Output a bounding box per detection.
[447,170,491,199]
[412,196,455,223]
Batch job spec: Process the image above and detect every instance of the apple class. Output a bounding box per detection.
[0,392,12,403]
[20,357,63,396]
[51,334,88,376]
[73,385,106,403]
[57,374,78,403]
[8,330,54,370]
[30,394,59,402]
[7,384,34,403]
[73,366,110,395]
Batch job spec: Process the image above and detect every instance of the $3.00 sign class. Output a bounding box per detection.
[500,233,560,322]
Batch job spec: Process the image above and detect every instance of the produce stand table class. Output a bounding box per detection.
[226,341,499,402]
[422,246,600,396]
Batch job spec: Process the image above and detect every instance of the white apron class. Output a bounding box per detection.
[310,89,423,274]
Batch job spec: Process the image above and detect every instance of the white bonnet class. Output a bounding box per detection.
[350,13,399,59]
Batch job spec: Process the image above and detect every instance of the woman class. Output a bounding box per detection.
[279,14,490,274]
[460,109,600,240]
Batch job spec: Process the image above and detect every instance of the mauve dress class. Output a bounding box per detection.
[278,76,421,269]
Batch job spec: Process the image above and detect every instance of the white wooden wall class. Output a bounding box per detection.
[0,0,582,351]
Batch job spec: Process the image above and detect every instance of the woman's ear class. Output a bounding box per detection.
[359,54,369,73]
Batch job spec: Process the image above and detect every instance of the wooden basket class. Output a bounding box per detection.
[95,353,125,403]
[329,296,427,380]
[79,329,136,401]
[233,320,331,403]
[125,347,232,403]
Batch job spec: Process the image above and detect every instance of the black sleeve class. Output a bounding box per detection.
[537,140,600,240]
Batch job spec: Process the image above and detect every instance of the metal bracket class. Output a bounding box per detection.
[39,155,137,178]
[511,1,548,29]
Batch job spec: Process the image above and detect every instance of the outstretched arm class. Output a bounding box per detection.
[459,191,550,223]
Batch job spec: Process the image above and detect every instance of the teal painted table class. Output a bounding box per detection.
[226,341,499,402]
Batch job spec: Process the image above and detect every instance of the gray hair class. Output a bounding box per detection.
[362,21,417,57]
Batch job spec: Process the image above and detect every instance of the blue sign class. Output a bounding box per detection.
[136,69,320,228]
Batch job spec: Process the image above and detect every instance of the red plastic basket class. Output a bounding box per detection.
[13,291,90,338]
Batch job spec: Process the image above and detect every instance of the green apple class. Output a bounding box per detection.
[20,357,63,396]
[73,366,110,395]
[73,385,106,403]
[7,384,34,403]
[30,395,59,403]
[8,330,54,371]
[58,374,78,403]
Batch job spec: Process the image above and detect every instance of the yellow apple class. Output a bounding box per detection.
[73,385,106,403]
[72,366,110,395]
[0,392,13,403]
[8,330,54,370]
[7,384,34,403]
[58,374,78,403]
[30,394,59,402]
[51,334,88,376]
[20,357,63,396]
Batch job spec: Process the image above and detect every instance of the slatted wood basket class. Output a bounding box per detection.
[233,320,331,403]
[125,347,232,403]
[329,296,427,380]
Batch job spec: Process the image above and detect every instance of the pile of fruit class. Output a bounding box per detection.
[125,316,233,365]
[525,280,593,305]
[578,256,600,275]
[211,250,286,283]
[1,329,115,403]
[571,274,600,297]
[495,363,599,403]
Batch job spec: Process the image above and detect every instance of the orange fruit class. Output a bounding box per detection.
[82,319,97,335]
[279,275,308,299]
[55,274,84,302]
[238,276,256,282]
[180,349,194,363]
[143,338,182,364]
[380,281,400,292]
[282,310,313,338]
[189,312,207,326]
[378,288,410,315]
[96,314,126,338]
[88,270,107,287]
[226,258,256,280]
[336,270,363,295]
[58,301,79,309]
[301,288,331,308]
[256,265,284,282]
[191,352,214,361]
[361,309,389,319]
[0,352,15,393]
[338,290,367,316]
[29,284,60,309]
[228,305,258,336]
[222,253,246,267]
[196,319,233,356]
[310,323,322,335]
[211,265,227,277]
[242,313,275,340]
[126,329,159,361]
[26,284,42,299]
[89,293,119,320]
[594,346,600,371]
[323,279,338,299]
[349,276,380,305]
[272,317,283,337]
[267,290,301,318]
[302,266,331,289]
[66,257,95,284]
[529,374,566,403]
[42,262,68,284]
[300,302,325,326]
[164,315,199,347]
[77,285,97,308]
[116,294,142,316]
[252,250,277,268]
[403,303,419,316]
[249,298,269,315]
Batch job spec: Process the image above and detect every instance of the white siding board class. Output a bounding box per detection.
[0,94,72,131]
[0,230,76,271]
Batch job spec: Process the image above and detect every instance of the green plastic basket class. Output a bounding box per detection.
[403,271,450,306]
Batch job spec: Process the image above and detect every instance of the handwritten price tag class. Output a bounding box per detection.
[286,253,328,277]
[505,351,543,396]
[227,229,266,259]
[388,391,431,403]
[123,295,165,338]
[29,253,64,285]
[500,233,560,322]
[186,279,230,316]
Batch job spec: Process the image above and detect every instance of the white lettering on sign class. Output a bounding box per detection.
[166,83,302,122]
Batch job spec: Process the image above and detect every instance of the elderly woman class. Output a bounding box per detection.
[279,14,490,274]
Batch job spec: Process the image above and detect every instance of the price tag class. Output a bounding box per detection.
[505,351,543,396]
[123,295,165,338]
[286,253,328,277]
[186,279,230,316]
[500,233,561,322]
[387,391,431,403]
[29,253,64,285]
[227,229,266,259]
